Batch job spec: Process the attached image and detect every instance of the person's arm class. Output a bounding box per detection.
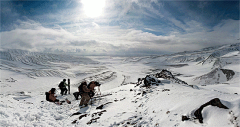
[82,85,91,92]
[49,93,56,102]
[89,83,95,91]
[64,82,68,86]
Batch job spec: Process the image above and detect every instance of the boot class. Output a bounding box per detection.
[66,99,71,104]
[73,93,78,100]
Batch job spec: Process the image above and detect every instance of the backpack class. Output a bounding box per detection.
[78,82,86,93]
[87,82,95,97]
[58,81,64,88]
[45,92,50,101]
[88,91,95,98]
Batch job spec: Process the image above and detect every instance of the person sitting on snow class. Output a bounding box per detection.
[46,88,62,105]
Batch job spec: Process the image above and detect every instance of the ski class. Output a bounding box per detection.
[91,93,112,99]
[68,79,70,94]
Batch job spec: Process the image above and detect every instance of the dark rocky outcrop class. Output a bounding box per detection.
[155,69,188,85]
[143,75,161,87]
[71,112,82,117]
[182,115,190,121]
[194,98,228,123]
[220,69,235,81]
[136,69,188,87]
[96,102,112,109]
[194,68,235,84]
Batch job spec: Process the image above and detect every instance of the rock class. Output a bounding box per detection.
[72,120,77,124]
[87,117,100,125]
[194,98,228,123]
[143,75,161,87]
[96,102,112,109]
[71,112,81,117]
[142,91,147,96]
[162,89,170,92]
[182,115,190,121]
[79,114,88,120]
[156,69,188,85]
[220,69,235,81]
[194,68,235,85]
[96,105,104,109]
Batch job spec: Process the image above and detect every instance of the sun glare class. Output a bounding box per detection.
[82,0,105,18]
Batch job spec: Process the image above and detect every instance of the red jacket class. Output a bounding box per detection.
[48,90,57,102]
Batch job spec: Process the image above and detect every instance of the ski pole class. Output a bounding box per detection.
[68,79,70,94]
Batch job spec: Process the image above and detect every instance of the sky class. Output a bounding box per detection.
[0,0,239,56]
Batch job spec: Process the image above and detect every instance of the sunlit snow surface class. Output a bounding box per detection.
[0,44,239,127]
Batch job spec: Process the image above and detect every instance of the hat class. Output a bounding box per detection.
[50,88,56,93]
[94,82,101,86]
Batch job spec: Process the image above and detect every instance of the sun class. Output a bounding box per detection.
[82,0,105,18]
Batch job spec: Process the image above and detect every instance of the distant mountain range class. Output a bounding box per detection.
[0,43,239,85]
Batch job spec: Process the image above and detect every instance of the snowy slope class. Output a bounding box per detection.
[0,43,239,127]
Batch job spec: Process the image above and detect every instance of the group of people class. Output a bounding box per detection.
[73,81,101,107]
[46,79,101,107]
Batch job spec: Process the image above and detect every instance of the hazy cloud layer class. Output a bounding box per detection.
[0,0,239,56]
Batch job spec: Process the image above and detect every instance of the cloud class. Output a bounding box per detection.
[170,19,239,50]
[1,18,239,55]
[70,40,97,46]
[0,0,239,56]
[1,19,76,51]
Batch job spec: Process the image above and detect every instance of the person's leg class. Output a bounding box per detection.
[83,94,90,106]
[79,97,85,106]
[80,93,89,106]
[78,92,82,99]
[60,88,64,96]
[75,92,80,100]
[64,88,67,95]
[73,92,78,100]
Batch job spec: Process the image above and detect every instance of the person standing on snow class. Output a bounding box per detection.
[78,81,92,107]
[58,79,68,96]
[87,81,101,98]
[73,81,101,100]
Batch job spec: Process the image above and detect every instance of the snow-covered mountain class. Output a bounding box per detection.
[0,43,239,127]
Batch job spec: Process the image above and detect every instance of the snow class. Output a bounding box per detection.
[0,44,240,127]
[222,51,239,58]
